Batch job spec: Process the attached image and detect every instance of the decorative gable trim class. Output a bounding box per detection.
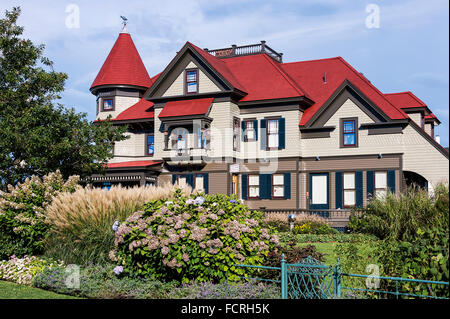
[144,43,247,100]
[304,79,391,128]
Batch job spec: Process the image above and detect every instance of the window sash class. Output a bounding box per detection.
[147,135,154,156]
[195,174,204,191]
[103,99,113,110]
[342,120,356,146]
[249,175,259,186]
[311,175,328,205]
[244,121,255,141]
[344,190,356,206]
[177,175,186,187]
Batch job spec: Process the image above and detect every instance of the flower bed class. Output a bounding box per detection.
[0,255,63,286]
[111,190,279,283]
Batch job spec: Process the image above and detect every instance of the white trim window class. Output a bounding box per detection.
[267,119,279,148]
[195,174,204,192]
[248,175,260,199]
[273,174,284,198]
[311,175,327,205]
[375,171,388,198]
[343,172,356,207]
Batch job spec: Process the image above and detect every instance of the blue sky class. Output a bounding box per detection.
[1,0,449,146]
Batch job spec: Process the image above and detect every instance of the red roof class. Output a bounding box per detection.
[158,97,214,118]
[107,160,161,168]
[91,32,152,90]
[384,91,427,109]
[279,57,408,126]
[114,98,154,121]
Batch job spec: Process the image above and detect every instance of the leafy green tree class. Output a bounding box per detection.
[0,7,127,189]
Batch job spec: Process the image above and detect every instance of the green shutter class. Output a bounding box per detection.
[241,174,248,200]
[203,173,209,194]
[387,170,396,194]
[356,171,363,207]
[260,119,267,150]
[367,171,374,200]
[172,174,177,185]
[253,119,258,141]
[284,173,291,199]
[241,121,246,141]
[278,118,285,149]
[335,172,343,209]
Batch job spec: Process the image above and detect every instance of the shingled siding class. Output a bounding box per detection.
[96,96,140,120]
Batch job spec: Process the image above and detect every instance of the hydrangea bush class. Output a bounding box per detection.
[0,255,63,286]
[0,171,79,258]
[111,189,279,283]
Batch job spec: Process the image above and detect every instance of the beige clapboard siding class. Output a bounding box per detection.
[401,124,449,188]
[408,112,422,127]
[113,131,147,157]
[240,110,301,159]
[424,123,433,137]
[96,96,140,120]
[162,61,220,97]
[208,101,234,158]
[108,156,156,164]
[301,156,401,171]
[301,97,449,187]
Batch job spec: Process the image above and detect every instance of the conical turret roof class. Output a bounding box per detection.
[90,28,152,92]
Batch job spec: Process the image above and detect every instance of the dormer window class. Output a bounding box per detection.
[102,98,114,111]
[186,69,198,94]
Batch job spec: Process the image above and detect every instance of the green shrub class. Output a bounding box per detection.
[376,227,449,298]
[261,212,328,232]
[168,281,280,299]
[32,264,179,299]
[292,221,337,235]
[111,190,278,283]
[43,183,190,265]
[0,255,63,286]
[277,232,377,244]
[349,184,449,241]
[0,171,79,259]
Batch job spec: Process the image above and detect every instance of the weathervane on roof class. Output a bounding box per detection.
[120,16,128,33]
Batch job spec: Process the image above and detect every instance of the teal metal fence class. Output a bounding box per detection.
[235,255,449,299]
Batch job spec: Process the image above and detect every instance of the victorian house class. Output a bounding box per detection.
[89,26,449,216]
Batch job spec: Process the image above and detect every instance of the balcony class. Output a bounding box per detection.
[205,41,283,63]
[162,147,211,165]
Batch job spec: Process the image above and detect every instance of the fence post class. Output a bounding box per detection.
[281,254,288,299]
[334,258,341,298]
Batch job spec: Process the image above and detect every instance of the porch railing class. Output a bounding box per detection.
[206,41,283,63]
[258,208,361,230]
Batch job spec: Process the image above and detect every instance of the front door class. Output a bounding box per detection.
[309,173,329,209]
[232,174,239,196]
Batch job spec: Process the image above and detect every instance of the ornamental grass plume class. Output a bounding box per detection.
[44,183,191,265]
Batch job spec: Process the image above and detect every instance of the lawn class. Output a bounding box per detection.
[0,280,80,299]
[297,242,338,265]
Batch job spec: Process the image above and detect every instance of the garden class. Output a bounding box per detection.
[0,170,448,299]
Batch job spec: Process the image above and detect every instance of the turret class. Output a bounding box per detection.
[90,24,152,120]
